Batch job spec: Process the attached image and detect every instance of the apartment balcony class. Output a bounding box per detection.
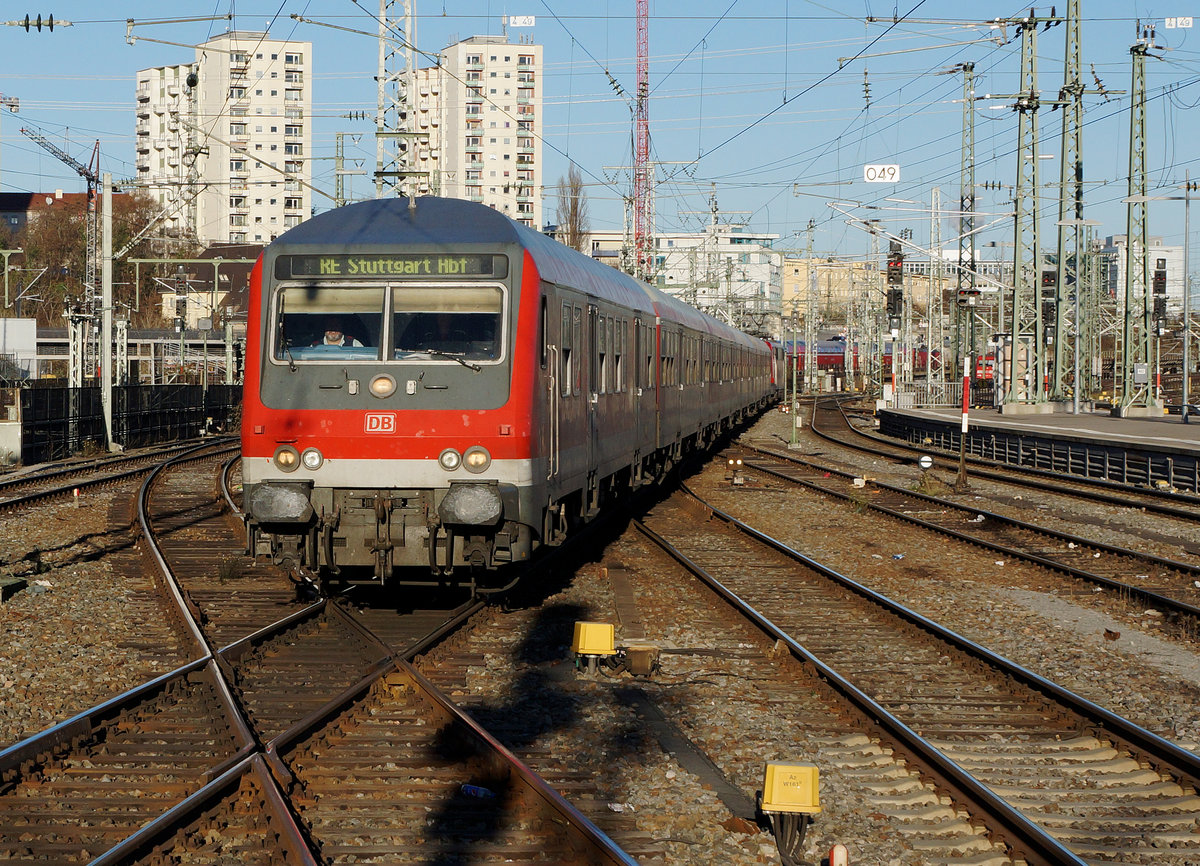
[137,85,150,102]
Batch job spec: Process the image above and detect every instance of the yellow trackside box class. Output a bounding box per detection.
[761,762,820,814]
[571,621,616,656]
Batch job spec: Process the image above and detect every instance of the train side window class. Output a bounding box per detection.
[560,301,572,397]
[597,314,607,395]
[645,324,655,389]
[614,318,625,393]
[540,295,547,369]
[572,306,582,395]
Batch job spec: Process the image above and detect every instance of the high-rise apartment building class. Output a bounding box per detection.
[136,31,312,246]
[425,35,542,229]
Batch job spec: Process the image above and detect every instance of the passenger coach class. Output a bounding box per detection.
[241,197,777,588]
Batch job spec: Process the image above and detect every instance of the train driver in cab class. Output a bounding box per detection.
[314,316,363,347]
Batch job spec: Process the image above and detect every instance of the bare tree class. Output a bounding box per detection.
[555,164,589,253]
[8,190,188,326]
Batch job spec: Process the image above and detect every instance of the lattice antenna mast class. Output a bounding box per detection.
[633,0,652,281]
[1120,23,1161,412]
[374,0,423,199]
[951,63,976,369]
[1051,0,1117,403]
[1012,18,1044,405]
[987,11,1064,406]
[804,220,818,391]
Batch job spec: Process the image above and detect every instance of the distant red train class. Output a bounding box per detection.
[783,341,940,375]
[240,197,783,589]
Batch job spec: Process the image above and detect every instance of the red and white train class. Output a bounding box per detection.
[241,197,783,587]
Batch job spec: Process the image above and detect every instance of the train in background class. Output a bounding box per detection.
[240,196,782,589]
[781,339,942,376]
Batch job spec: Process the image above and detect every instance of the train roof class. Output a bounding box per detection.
[274,197,760,347]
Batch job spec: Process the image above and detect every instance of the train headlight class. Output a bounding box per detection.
[273,445,300,472]
[438,448,462,471]
[463,446,491,473]
[300,448,324,470]
[369,374,397,398]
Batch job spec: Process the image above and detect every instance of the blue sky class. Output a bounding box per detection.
[2,2,1198,265]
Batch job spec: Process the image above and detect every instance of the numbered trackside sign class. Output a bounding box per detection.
[864,164,900,183]
[365,413,396,434]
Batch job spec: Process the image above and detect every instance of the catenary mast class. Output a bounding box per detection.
[633,0,652,281]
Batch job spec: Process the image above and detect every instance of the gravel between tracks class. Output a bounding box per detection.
[720,409,1200,752]
[0,487,180,746]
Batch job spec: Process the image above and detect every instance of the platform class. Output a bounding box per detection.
[877,405,1200,493]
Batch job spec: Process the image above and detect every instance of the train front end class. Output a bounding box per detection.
[240,199,543,587]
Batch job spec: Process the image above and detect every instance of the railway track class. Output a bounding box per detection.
[808,398,1200,523]
[733,444,1200,637]
[0,441,211,514]
[0,445,638,864]
[635,486,1200,865]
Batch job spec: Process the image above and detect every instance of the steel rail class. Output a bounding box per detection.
[813,398,1200,516]
[631,512,1088,866]
[739,447,1200,623]
[677,486,1200,789]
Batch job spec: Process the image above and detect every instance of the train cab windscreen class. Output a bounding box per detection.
[392,286,503,362]
[270,284,504,365]
[274,287,384,361]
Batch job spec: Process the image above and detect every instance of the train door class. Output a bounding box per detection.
[587,303,598,487]
[544,292,559,482]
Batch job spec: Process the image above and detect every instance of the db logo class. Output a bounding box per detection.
[364,412,396,434]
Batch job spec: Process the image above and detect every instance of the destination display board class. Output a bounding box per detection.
[275,253,507,280]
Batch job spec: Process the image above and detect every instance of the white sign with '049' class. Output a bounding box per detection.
[863,164,900,183]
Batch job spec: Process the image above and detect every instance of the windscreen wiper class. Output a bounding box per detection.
[423,348,482,372]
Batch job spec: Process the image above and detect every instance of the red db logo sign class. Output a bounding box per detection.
[364,412,396,434]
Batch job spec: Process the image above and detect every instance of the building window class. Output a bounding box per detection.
[230,123,247,136]
[285,52,303,64]
[230,159,247,172]
[230,87,246,99]
[284,143,303,155]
